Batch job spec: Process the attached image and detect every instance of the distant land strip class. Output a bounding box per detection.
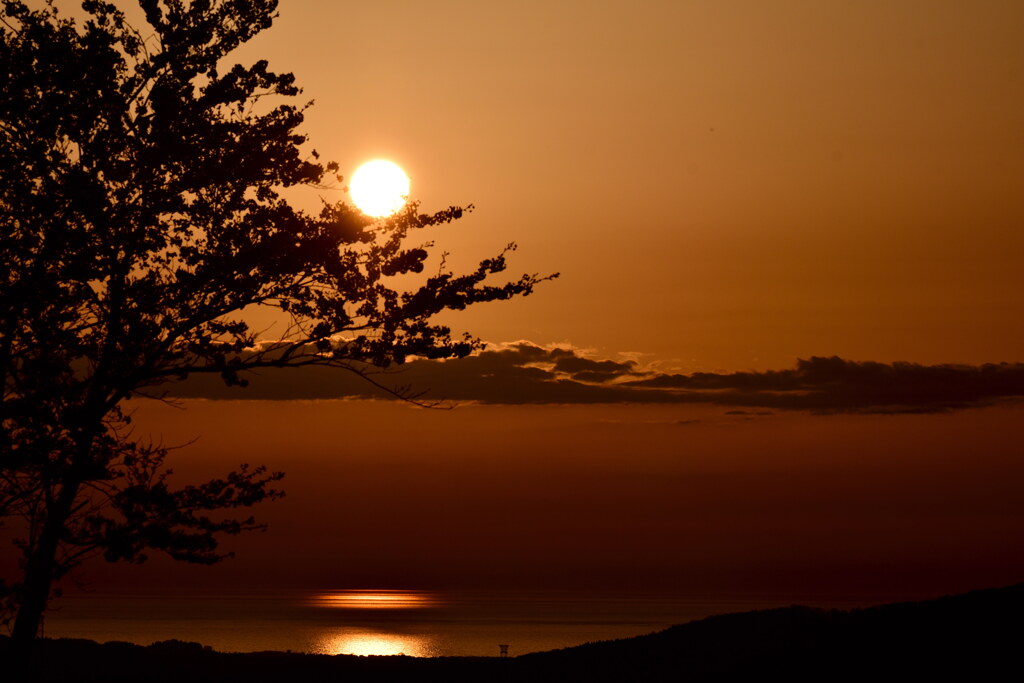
[4,583,1021,681]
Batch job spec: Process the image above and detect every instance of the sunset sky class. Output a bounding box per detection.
[236,0,1024,371]
[18,0,1024,604]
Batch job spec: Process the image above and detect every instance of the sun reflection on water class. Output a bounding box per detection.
[318,631,437,657]
[310,590,441,610]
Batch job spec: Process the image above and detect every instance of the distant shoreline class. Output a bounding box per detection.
[42,589,864,657]
[4,583,1020,682]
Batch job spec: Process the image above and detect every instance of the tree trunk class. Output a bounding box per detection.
[9,479,80,674]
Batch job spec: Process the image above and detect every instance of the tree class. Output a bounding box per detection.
[0,0,554,655]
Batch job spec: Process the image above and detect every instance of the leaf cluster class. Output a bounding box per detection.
[0,0,555,603]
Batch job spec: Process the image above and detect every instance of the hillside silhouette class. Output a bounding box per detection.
[1,583,1019,682]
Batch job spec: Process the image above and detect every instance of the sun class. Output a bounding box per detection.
[349,160,410,218]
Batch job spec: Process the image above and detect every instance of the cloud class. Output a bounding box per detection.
[625,356,1024,413]
[549,353,637,382]
[169,344,1024,414]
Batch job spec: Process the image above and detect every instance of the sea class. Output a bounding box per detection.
[39,589,878,658]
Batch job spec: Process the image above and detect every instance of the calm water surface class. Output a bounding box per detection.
[42,590,874,657]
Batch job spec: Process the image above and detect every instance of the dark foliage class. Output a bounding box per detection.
[0,0,554,650]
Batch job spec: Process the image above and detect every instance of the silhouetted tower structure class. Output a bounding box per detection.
[499,643,510,658]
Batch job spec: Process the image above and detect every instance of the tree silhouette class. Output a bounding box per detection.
[0,0,554,655]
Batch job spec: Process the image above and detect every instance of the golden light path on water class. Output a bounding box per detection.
[318,631,437,657]
[308,590,442,656]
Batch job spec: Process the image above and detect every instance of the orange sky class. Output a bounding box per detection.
[18,0,1023,604]
[220,0,1024,371]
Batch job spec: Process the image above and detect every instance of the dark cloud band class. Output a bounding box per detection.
[170,342,1024,414]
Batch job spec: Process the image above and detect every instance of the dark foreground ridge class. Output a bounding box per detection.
[2,583,1021,682]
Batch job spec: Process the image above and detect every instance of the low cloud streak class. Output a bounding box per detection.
[171,342,1024,414]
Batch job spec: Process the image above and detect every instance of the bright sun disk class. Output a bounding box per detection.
[349,159,410,218]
